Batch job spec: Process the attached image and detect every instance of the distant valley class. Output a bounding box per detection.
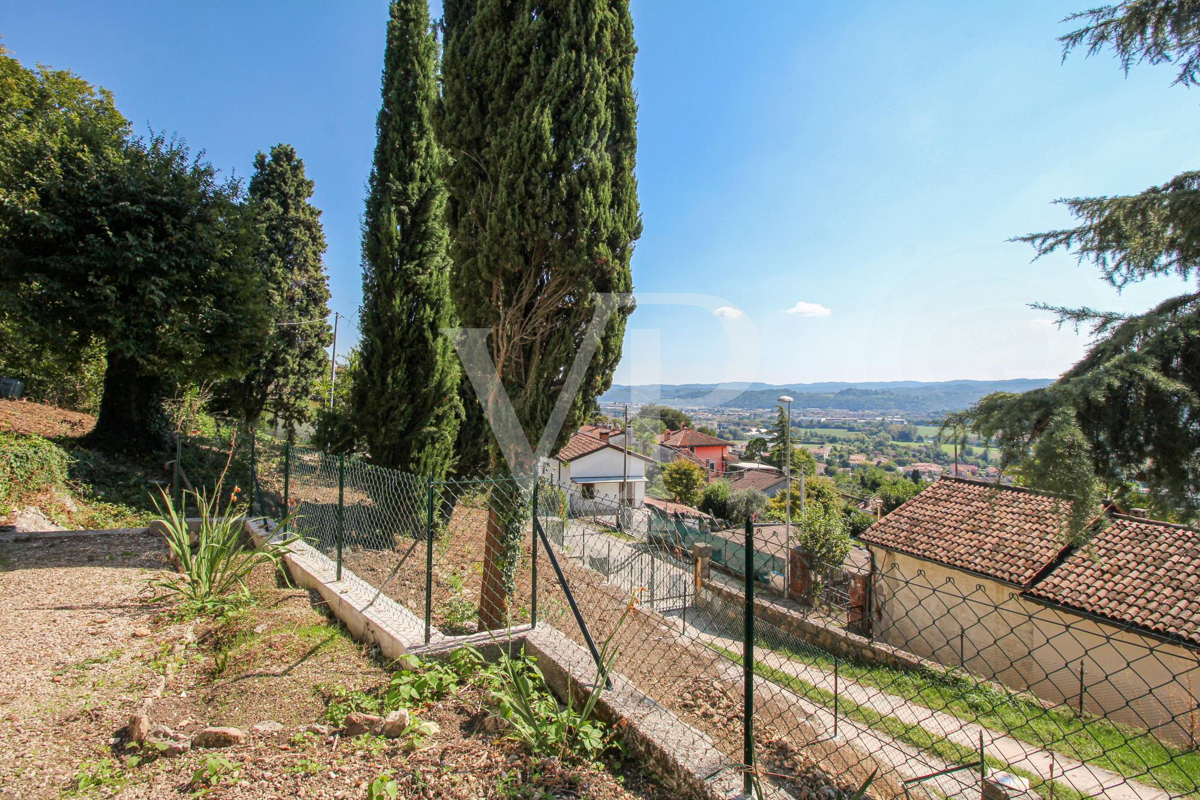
[599,378,1054,415]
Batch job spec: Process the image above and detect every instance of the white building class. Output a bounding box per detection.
[540,430,653,513]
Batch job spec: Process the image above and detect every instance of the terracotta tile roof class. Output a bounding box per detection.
[554,431,651,463]
[556,432,609,461]
[644,495,707,518]
[660,428,730,448]
[860,478,1073,586]
[1024,515,1200,646]
[728,469,788,493]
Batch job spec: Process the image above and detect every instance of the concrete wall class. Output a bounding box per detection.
[872,548,1200,747]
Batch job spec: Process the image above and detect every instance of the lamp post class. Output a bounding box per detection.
[779,395,793,600]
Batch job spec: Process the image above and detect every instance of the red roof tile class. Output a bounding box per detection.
[728,469,788,493]
[660,428,730,448]
[555,431,652,463]
[644,495,707,517]
[1024,515,1200,646]
[860,478,1074,586]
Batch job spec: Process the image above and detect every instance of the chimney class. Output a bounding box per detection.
[1129,508,1149,518]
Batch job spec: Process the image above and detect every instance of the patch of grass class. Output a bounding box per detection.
[188,755,238,793]
[286,757,324,775]
[762,639,1200,795]
[710,645,1085,800]
[317,683,383,727]
[68,757,127,795]
[442,596,479,633]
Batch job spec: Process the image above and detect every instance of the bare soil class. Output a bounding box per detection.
[326,495,902,799]
[0,399,95,440]
[0,529,671,798]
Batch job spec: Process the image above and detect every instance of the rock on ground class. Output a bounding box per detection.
[192,726,246,749]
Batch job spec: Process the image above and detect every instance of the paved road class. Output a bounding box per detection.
[694,623,1170,800]
[556,520,694,613]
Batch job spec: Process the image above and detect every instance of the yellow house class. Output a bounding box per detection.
[861,478,1200,747]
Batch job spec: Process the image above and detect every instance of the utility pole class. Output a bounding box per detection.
[328,311,340,412]
[779,395,793,600]
[622,404,630,510]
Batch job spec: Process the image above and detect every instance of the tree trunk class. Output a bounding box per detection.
[87,349,171,455]
[478,506,512,630]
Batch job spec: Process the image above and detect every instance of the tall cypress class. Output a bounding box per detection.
[441,0,641,624]
[217,144,332,430]
[352,0,462,477]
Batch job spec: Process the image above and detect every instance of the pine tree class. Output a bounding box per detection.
[967,1,1200,527]
[217,144,331,430]
[351,0,462,477]
[441,0,641,624]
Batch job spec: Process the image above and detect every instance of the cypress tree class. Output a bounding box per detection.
[217,144,332,430]
[441,0,641,625]
[352,0,462,477]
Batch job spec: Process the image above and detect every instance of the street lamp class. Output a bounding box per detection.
[778,395,793,600]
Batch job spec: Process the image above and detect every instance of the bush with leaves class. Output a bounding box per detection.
[726,487,769,523]
[661,459,707,508]
[699,478,732,520]
[794,503,853,584]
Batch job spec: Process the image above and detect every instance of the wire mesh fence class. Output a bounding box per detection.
[237,437,1200,799]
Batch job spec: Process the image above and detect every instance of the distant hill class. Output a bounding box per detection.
[599,378,1054,414]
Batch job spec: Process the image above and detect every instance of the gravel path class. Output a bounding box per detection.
[0,530,171,796]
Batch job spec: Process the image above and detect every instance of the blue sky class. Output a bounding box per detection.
[5,2,1197,385]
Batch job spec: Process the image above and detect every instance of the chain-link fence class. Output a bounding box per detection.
[239,438,1200,799]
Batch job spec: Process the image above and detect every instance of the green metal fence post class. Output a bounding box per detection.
[336,454,345,582]
[744,516,755,798]
[282,437,291,533]
[248,428,257,518]
[424,480,436,644]
[173,432,182,512]
[531,481,539,629]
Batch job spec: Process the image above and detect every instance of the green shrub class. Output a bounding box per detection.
[0,432,70,507]
[151,489,296,616]
[699,479,732,520]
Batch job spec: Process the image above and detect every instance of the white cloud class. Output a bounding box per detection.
[786,301,832,318]
[713,306,744,319]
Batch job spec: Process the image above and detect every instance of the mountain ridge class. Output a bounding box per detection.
[599,378,1054,413]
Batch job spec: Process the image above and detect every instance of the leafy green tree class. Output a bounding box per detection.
[215,144,331,431]
[441,0,640,623]
[766,474,844,522]
[794,503,853,581]
[0,48,268,452]
[967,1,1200,526]
[727,487,769,523]
[662,459,707,508]
[774,445,817,477]
[636,404,691,432]
[312,348,361,456]
[744,436,769,461]
[699,478,732,519]
[696,424,719,438]
[353,0,462,478]
[0,313,106,412]
[878,477,926,514]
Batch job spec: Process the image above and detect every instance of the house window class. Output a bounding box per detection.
[581,483,596,500]
[707,460,715,471]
